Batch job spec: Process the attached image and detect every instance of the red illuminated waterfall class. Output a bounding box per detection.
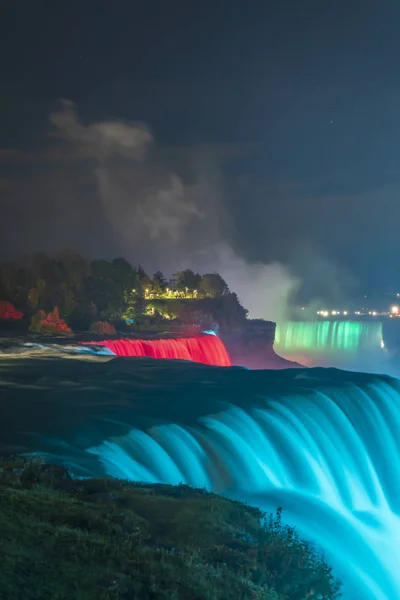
[82,335,232,367]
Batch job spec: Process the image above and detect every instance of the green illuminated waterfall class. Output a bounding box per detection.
[275,321,383,354]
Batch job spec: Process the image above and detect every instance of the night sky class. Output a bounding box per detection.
[1,1,400,305]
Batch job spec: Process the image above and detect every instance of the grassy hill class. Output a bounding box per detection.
[0,458,341,600]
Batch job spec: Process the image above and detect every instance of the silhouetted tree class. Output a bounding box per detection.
[200,273,229,298]
[0,251,250,331]
[111,258,138,291]
[214,293,248,328]
[173,270,202,295]
[153,271,168,295]
[90,259,114,281]
[55,250,89,289]
[135,266,153,296]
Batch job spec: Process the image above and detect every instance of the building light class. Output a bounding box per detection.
[391,305,399,315]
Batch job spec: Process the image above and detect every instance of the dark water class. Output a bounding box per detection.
[1,345,400,599]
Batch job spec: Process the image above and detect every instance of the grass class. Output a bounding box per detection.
[0,458,341,600]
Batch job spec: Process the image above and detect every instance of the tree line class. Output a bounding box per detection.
[0,250,248,331]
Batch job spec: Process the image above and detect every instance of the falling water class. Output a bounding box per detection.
[1,352,400,598]
[81,335,232,367]
[275,320,383,352]
[275,320,387,371]
[84,369,400,600]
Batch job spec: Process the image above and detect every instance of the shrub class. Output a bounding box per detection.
[0,300,23,320]
[89,320,116,335]
[29,307,73,335]
[0,458,342,600]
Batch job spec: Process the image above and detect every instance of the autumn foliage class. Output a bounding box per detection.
[0,301,23,320]
[89,321,116,335]
[29,307,73,335]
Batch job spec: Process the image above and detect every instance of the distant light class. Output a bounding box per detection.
[372,311,377,316]
[391,305,399,314]
[332,311,337,315]
[381,340,385,349]
[343,311,348,315]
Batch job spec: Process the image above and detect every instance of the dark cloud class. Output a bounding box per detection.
[0,101,300,318]
[1,0,399,313]
[1,97,398,316]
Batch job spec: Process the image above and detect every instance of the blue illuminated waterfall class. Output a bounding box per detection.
[1,355,400,599]
[85,374,400,600]
[86,374,400,600]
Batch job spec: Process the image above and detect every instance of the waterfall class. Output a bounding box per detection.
[2,354,400,598]
[275,321,383,353]
[82,369,400,600]
[81,334,232,367]
[274,320,387,371]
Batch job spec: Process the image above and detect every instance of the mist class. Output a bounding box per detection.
[47,100,301,320]
[0,100,356,322]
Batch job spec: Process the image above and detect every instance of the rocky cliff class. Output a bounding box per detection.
[222,320,301,370]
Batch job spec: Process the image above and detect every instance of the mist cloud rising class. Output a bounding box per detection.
[48,100,340,320]
[50,100,153,160]
[50,100,205,248]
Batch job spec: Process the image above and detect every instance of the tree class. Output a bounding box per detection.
[136,265,146,279]
[111,258,138,291]
[55,250,89,289]
[59,283,77,318]
[0,252,253,331]
[135,266,153,296]
[78,276,122,319]
[173,270,202,296]
[90,260,114,281]
[214,293,248,329]
[200,273,229,298]
[27,278,46,309]
[153,271,167,295]
[0,261,30,308]
[31,252,58,284]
